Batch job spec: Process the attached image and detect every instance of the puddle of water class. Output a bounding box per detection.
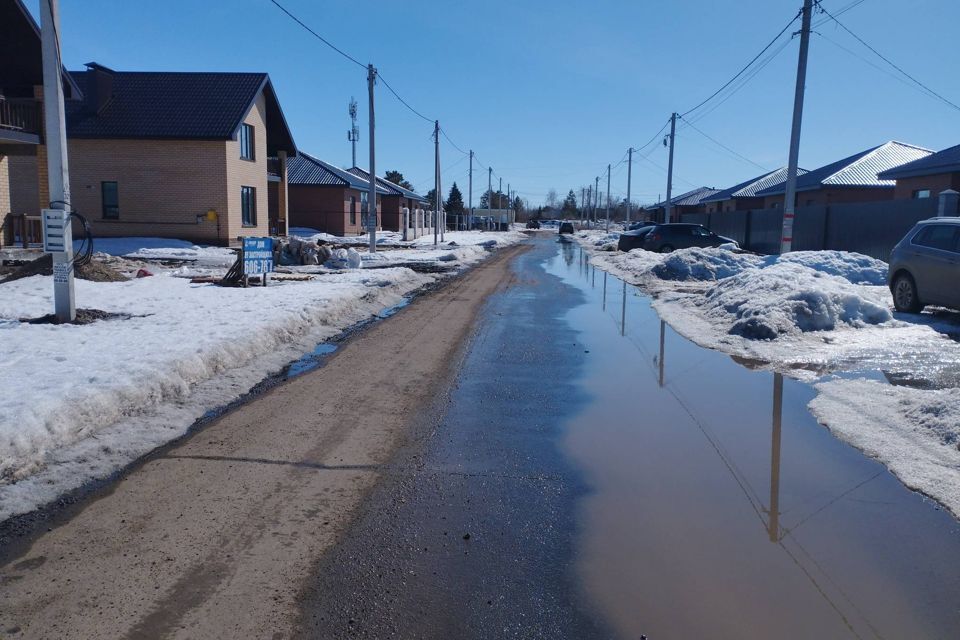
[375,298,410,319]
[285,343,338,378]
[548,243,960,640]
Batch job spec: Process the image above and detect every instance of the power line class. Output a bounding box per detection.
[377,72,435,124]
[817,4,960,113]
[439,127,469,155]
[677,115,771,172]
[268,0,366,69]
[680,9,802,119]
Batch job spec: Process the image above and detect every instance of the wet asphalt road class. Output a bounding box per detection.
[297,237,611,638]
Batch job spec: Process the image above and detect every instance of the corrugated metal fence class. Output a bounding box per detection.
[681,198,945,259]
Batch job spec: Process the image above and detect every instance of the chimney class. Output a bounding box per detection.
[83,62,114,115]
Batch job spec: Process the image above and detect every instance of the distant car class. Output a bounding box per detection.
[888,217,960,313]
[526,219,541,229]
[642,223,737,253]
[618,225,655,251]
[558,221,575,235]
[628,220,657,231]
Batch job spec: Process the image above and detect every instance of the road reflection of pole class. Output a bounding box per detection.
[592,265,595,288]
[620,281,626,337]
[658,320,665,387]
[602,272,607,310]
[768,372,784,543]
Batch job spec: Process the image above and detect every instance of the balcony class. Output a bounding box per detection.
[0,98,42,144]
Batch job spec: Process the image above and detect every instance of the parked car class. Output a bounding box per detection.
[558,221,575,235]
[628,220,657,231]
[526,219,541,229]
[888,217,960,312]
[618,225,655,251]
[642,223,737,253]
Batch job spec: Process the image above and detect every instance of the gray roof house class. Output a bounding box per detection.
[645,186,720,220]
[754,141,932,207]
[702,167,807,212]
[877,143,960,201]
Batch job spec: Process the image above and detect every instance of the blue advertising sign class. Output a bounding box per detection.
[242,237,274,276]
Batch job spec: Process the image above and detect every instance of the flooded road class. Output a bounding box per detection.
[300,235,960,639]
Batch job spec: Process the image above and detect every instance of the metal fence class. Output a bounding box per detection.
[681,197,947,259]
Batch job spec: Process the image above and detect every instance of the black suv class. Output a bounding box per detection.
[558,222,575,234]
[642,223,737,253]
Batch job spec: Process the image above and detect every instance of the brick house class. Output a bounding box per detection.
[2,0,297,248]
[755,141,932,208]
[287,152,388,236]
[346,167,427,232]
[702,167,804,213]
[645,186,720,222]
[0,0,81,248]
[876,143,960,201]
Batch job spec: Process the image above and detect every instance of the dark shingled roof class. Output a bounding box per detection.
[702,167,807,203]
[877,143,960,180]
[64,66,295,154]
[346,167,427,201]
[756,141,932,197]
[288,153,390,194]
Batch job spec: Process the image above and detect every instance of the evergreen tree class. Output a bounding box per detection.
[561,190,578,214]
[424,188,437,208]
[445,182,465,215]
[385,170,414,190]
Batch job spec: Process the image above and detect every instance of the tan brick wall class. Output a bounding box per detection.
[225,93,269,241]
[68,138,229,243]
[289,185,382,236]
[9,152,39,215]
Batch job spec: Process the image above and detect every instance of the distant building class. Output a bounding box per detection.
[644,186,720,222]
[346,167,428,232]
[702,167,805,213]
[877,143,960,201]
[287,152,389,236]
[755,141,932,208]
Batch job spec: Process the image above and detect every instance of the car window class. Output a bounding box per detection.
[695,227,712,236]
[913,225,960,253]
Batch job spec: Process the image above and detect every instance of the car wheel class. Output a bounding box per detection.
[892,273,922,313]
[659,244,674,253]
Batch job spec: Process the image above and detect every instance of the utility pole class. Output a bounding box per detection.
[780,0,814,254]
[665,112,677,223]
[366,65,378,252]
[487,167,492,229]
[41,0,75,322]
[586,185,592,226]
[580,188,585,225]
[348,97,359,168]
[468,150,473,231]
[433,120,440,246]
[605,164,611,232]
[626,147,633,228]
[594,176,599,225]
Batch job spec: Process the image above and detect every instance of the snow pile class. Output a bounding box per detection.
[698,262,893,340]
[651,247,760,281]
[778,250,888,286]
[326,247,363,269]
[410,230,527,248]
[810,379,960,517]
[0,268,431,508]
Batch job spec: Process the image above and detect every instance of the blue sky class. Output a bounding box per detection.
[29,0,960,207]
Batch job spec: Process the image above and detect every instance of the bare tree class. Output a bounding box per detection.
[545,189,559,209]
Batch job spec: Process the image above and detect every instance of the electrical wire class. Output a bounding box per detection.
[376,72,435,124]
[680,8,802,119]
[268,0,366,69]
[677,115,771,172]
[817,3,960,113]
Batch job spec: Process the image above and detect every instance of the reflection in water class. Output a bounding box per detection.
[562,238,575,266]
[547,247,960,639]
[769,373,783,543]
[602,273,607,311]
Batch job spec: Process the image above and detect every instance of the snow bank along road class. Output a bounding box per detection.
[0,230,526,521]
[574,229,960,518]
[0,244,527,639]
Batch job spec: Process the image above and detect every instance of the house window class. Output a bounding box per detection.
[241,186,256,226]
[912,189,931,199]
[349,196,357,225]
[101,181,119,219]
[239,123,255,161]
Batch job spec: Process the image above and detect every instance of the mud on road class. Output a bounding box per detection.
[0,244,528,640]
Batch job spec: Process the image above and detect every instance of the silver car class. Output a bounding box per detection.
[888,217,960,312]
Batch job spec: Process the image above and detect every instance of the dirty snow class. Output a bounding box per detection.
[810,379,960,518]
[0,230,528,520]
